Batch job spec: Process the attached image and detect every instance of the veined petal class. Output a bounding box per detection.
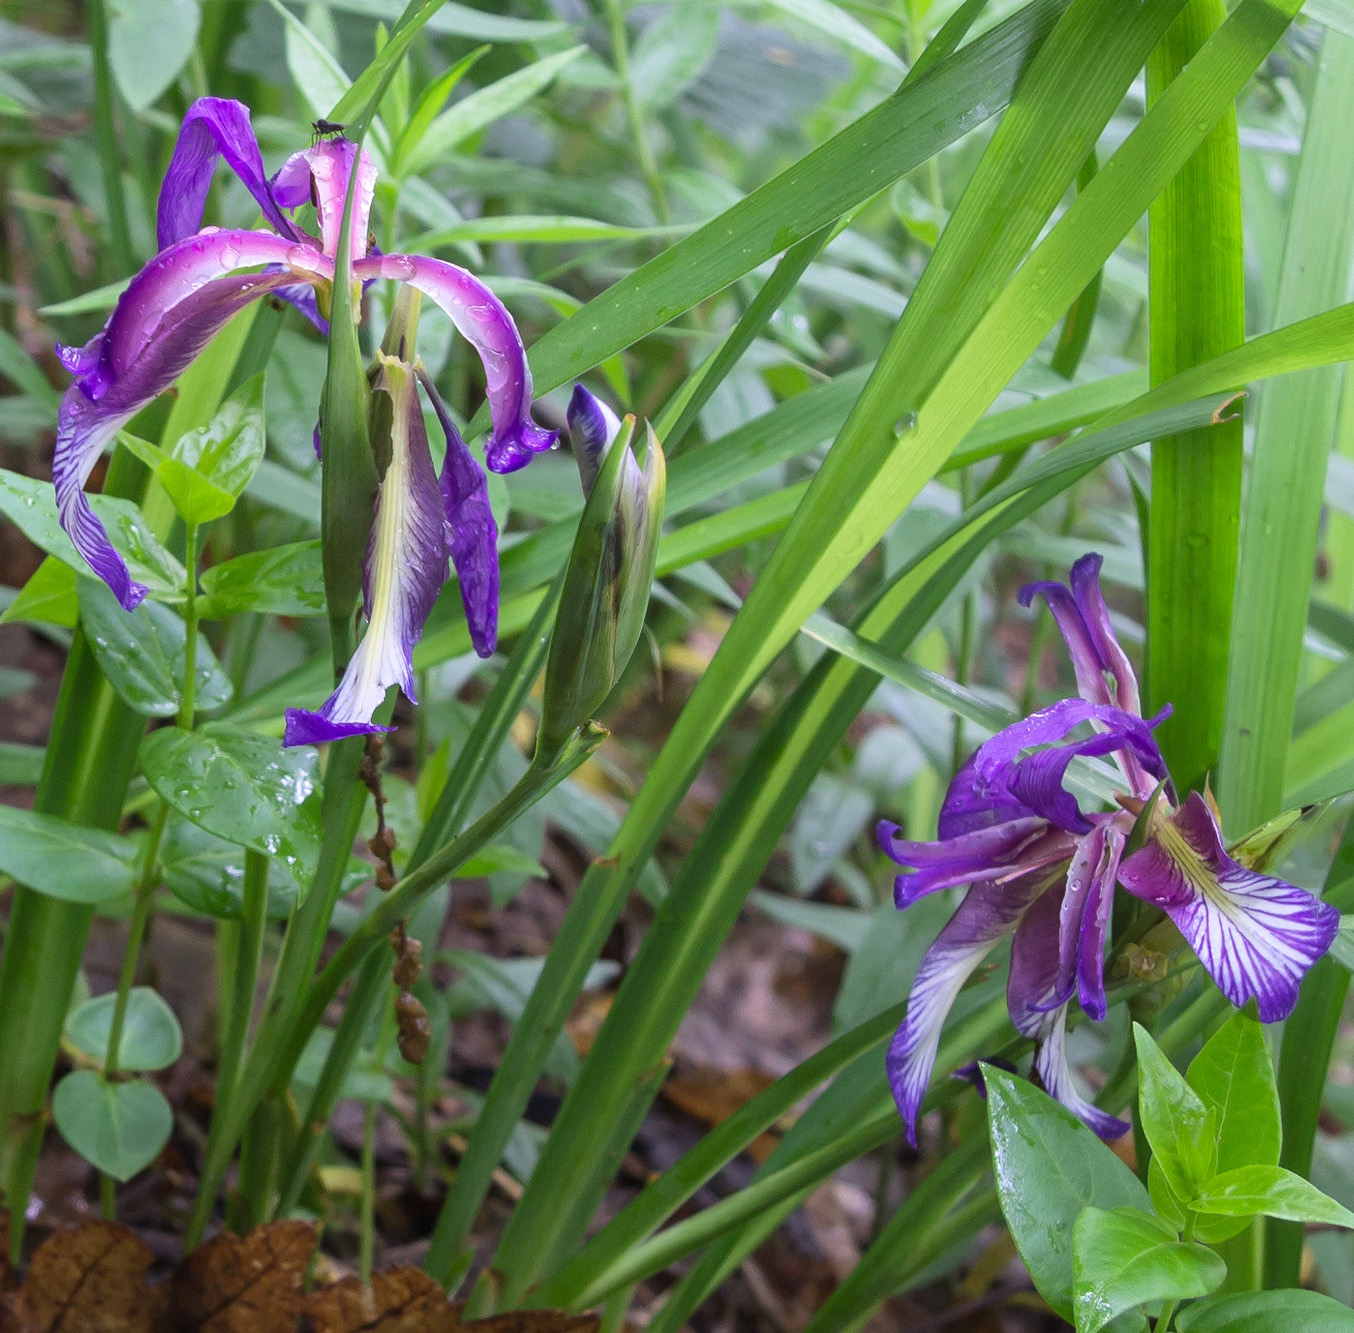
[888,875,1047,1145]
[938,752,1032,838]
[356,254,558,472]
[1032,1004,1130,1140]
[1057,814,1127,1022]
[272,138,377,263]
[1117,792,1339,1022]
[1007,873,1066,1034]
[157,97,300,248]
[567,384,622,495]
[417,368,500,658]
[285,355,449,746]
[55,264,303,608]
[879,816,1061,906]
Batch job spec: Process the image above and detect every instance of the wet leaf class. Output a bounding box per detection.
[197,543,326,620]
[140,729,322,883]
[79,579,232,718]
[3,1220,160,1332]
[168,1220,315,1332]
[160,819,303,922]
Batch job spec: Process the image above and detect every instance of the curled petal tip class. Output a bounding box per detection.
[283,709,395,748]
[485,421,560,474]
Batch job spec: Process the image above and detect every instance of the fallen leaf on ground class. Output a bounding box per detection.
[3,1220,160,1332]
[162,1219,315,1332]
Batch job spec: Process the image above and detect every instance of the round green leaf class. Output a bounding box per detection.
[52,1071,172,1181]
[65,987,183,1072]
[79,577,233,717]
[160,817,302,921]
[139,727,322,881]
[1176,1289,1354,1332]
[0,804,139,904]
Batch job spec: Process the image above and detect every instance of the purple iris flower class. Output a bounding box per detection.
[879,554,1338,1143]
[52,98,557,742]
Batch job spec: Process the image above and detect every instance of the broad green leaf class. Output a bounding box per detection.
[52,1070,172,1182]
[160,818,304,921]
[1175,1289,1354,1332]
[0,804,140,904]
[107,0,200,111]
[0,556,77,628]
[986,1068,1151,1321]
[78,578,232,718]
[1186,1012,1280,1173]
[1133,1024,1217,1201]
[1072,1206,1226,1333]
[393,47,486,175]
[139,727,322,883]
[0,469,186,600]
[66,987,183,1073]
[1194,1165,1354,1226]
[401,47,586,177]
[197,541,326,619]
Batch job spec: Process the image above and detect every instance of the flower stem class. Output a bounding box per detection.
[180,521,200,730]
[214,851,269,1147]
[359,1100,377,1282]
[87,0,134,276]
[603,0,669,225]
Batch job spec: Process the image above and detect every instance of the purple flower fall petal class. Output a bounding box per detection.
[157,98,301,249]
[285,355,449,746]
[888,874,1050,1145]
[357,253,558,473]
[879,816,1065,906]
[417,367,500,659]
[1118,792,1338,1022]
[1031,1004,1131,1140]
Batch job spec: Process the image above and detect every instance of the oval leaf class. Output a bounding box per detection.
[160,817,302,921]
[1193,1165,1354,1227]
[1072,1206,1226,1333]
[0,804,139,904]
[108,0,200,111]
[985,1067,1151,1321]
[66,988,183,1073]
[1186,1011,1280,1174]
[139,727,322,881]
[1176,1289,1354,1332]
[79,577,232,717]
[52,1071,172,1181]
[198,541,326,619]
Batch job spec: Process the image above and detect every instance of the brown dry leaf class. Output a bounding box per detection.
[302,1270,599,1333]
[302,1268,459,1332]
[4,1220,160,1333]
[161,1220,315,1332]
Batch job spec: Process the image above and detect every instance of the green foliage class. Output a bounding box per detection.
[52,1070,173,1182]
[66,988,183,1073]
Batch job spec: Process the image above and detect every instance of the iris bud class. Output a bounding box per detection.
[538,387,666,760]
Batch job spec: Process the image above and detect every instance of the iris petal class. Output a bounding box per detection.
[157,98,300,249]
[1118,792,1338,1022]
[356,254,558,473]
[417,369,500,659]
[567,384,622,495]
[272,139,377,263]
[879,816,1062,906]
[887,875,1048,1145]
[1032,1004,1131,1140]
[284,356,449,746]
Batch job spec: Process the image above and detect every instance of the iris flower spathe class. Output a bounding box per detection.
[879,554,1337,1143]
[53,98,557,743]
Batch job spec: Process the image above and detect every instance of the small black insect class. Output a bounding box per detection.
[311,118,346,139]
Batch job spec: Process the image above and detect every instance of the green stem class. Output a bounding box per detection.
[215,851,269,1124]
[603,0,669,225]
[180,521,200,730]
[185,731,600,1247]
[359,1100,377,1283]
[87,0,134,275]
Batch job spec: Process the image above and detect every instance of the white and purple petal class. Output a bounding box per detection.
[1031,1003,1131,1140]
[272,138,377,263]
[566,384,622,496]
[1117,792,1339,1022]
[285,355,449,746]
[356,254,558,473]
[157,98,300,249]
[417,368,500,658]
[887,875,1048,1144]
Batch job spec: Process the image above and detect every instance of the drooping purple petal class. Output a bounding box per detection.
[272,138,377,263]
[887,874,1048,1145]
[56,259,312,608]
[567,384,622,496]
[1007,875,1066,1034]
[938,751,1034,839]
[356,254,558,473]
[1055,814,1128,1022]
[1117,792,1339,1022]
[157,98,301,249]
[879,816,1064,907]
[285,356,449,746]
[1031,1003,1131,1140]
[417,368,500,658]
